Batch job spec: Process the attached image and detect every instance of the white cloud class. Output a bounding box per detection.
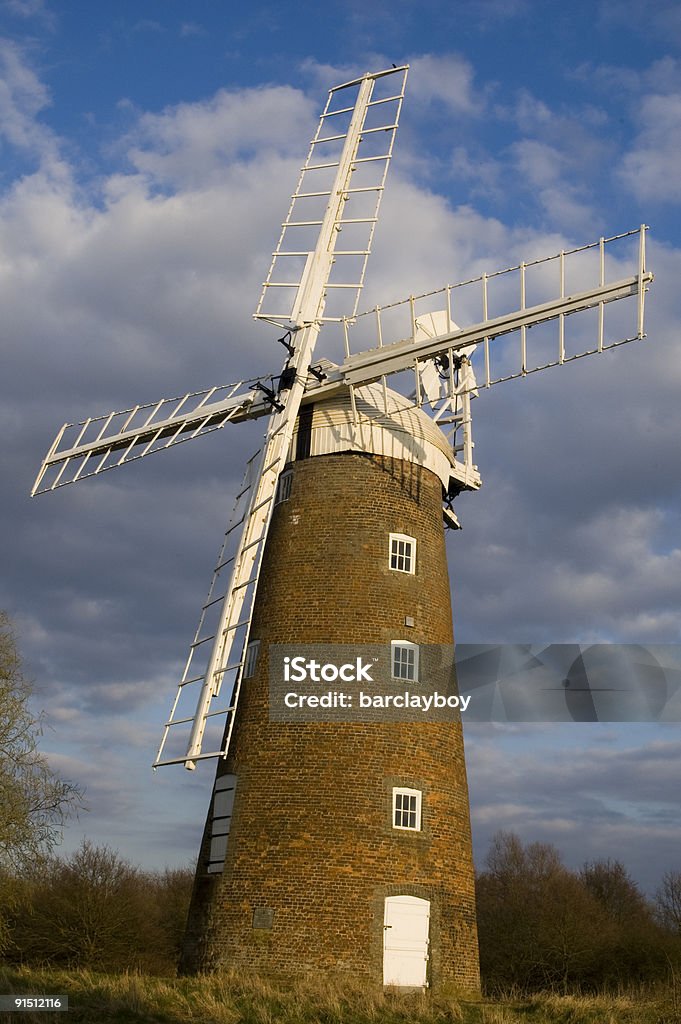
[511,139,564,188]
[575,55,681,98]
[1,0,53,24]
[492,90,618,231]
[0,37,60,168]
[130,19,163,34]
[507,139,594,231]
[599,0,681,47]
[300,53,484,118]
[179,21,205,38]
[450,145,503,201]
[123,85,316,190]
[620,93,681,202]
[507,89,554,132]
[466,727,681,887]
[408,54,482,116]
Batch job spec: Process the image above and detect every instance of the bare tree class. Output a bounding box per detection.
[477,831,610,992]
[657,871,681,936]
[581,859,651,926]
[16,841,145,968]
[477,833,670,993]
[580,858,662,986]
[14,842,194,972]
[0,612,84,952]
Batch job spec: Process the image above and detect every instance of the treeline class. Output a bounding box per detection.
[476,831,681,994]
[3,831,681,992]
[1,841,193,975]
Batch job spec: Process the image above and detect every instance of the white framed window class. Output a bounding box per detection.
[208,774,237,873]
[243,639,260,679]
[392,640,419,682]
[274,470,293,505]
[393,787,422,831]
[389,533,416,574]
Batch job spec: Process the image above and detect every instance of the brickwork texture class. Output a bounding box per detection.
[180,449,480,991]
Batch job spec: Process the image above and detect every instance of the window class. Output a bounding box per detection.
[392,640,419,682]
[389,533,416,574]
[274,470,293,505]
[393,787,422,831]
[208,774,237,873]
[243,640,260,679]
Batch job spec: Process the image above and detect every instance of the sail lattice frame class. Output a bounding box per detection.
[254,66,408,329]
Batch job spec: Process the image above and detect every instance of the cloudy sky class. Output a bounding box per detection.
[1,0,680,893]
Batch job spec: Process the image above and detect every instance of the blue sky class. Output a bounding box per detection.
[1,0,681,892]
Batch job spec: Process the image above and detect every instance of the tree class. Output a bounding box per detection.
[580,859,663,986]
[151,866,195,965]
[16,841,146,968]
[0,611,83,953]
[0,611,83,868]
[476,832,612,993]
[581,859,651,926]
[476,833,670,994]
[657,871,681,936]
[13,842,194,972]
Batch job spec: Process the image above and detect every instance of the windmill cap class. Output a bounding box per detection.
[290,383,456,489]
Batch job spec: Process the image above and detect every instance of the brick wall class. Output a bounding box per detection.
[180,451,480,992]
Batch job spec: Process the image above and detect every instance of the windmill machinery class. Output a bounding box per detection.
[32,66,653,991]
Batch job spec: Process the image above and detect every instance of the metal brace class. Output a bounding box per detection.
[252,381,284,412]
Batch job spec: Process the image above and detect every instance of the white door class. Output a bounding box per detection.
[383,895,430,987]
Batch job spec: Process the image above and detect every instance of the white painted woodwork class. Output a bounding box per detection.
[383,895,430,987]
[289,383,463,490]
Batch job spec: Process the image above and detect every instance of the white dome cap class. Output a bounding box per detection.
[290,383,456,490]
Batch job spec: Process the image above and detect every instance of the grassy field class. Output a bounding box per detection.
[0,967,680,1024]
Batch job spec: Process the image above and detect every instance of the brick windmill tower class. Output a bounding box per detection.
[33,66,652,990]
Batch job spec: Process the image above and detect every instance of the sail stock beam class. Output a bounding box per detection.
[339,272,653,387]
[31,382,272,495]
[154,323,326,770]
[302,226,654,399]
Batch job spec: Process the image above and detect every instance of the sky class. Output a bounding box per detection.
[1,0,680,894]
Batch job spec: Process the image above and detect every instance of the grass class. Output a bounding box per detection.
[0,967,680,1024]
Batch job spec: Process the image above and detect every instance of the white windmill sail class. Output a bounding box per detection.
[300,226,653,495]
[255,66,408,328]
[31,379,271,495]
[336,228,652,386]
[154,66,410,769]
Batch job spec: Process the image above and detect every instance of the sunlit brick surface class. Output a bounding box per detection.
[180,451,480,991]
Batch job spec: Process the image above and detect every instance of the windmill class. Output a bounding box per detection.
[32,66,653,991]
